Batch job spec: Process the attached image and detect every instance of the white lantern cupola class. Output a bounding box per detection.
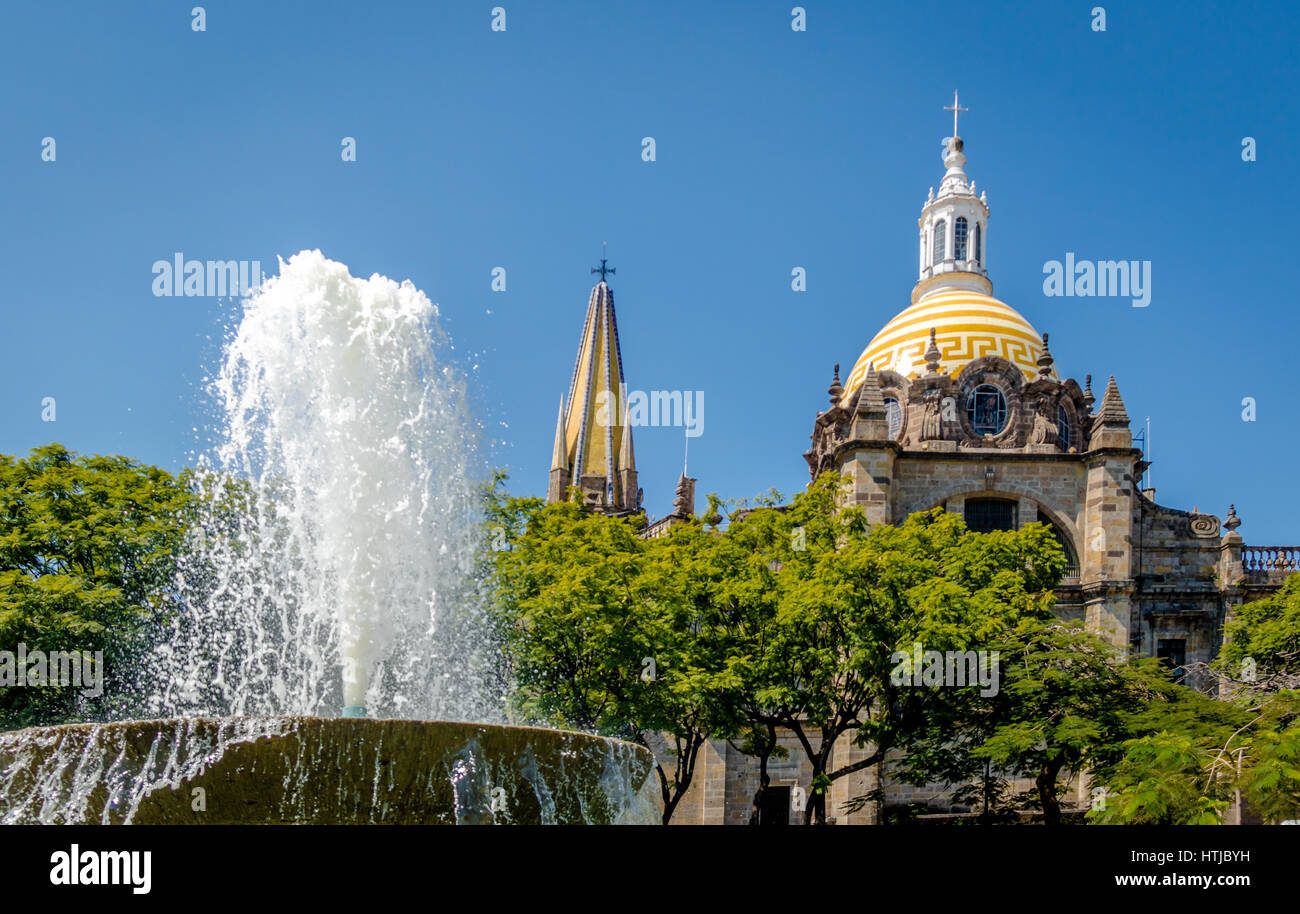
[915,92,991,303]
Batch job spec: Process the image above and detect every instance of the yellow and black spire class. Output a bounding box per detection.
[547,250,640,514]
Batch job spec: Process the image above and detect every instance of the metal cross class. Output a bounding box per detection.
[591,243,615,283]
[944,90,968,137]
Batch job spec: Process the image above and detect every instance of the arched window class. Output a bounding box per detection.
[954,217,968,261]
[1056,405,1071,450]
[932,220,946,264]
[967,384,1007,436]
[974,223,982,264]
[1037,509,1080,580]
[884,397,902,439]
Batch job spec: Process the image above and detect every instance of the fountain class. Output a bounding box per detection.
[0,251,658,825]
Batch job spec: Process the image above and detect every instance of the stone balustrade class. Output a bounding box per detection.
[1242,546,1300,572]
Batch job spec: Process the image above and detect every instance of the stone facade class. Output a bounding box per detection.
[660,126,1297,825]
[667,352,1294,824]
[549,120,1298,825]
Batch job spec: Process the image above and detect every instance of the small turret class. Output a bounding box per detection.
[671,472,696,519]
[1089,375,1132,449]
[851,364,889,440]
[547,395,572,502]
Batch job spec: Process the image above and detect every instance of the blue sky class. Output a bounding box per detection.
[0,1,1295,541]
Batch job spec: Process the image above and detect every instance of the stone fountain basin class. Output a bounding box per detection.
[0,717,660,825]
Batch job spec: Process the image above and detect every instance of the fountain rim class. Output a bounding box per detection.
[0,715,654,757]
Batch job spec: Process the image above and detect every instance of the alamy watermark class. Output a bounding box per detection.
[152,253,263,297]
[1042,253,1150,307]
[0,643,104,698]
[890,642,1000,697]
[50,845,151,894]
[595,384,704,438]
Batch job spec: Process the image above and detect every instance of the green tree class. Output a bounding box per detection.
[1239,706,1300,824]
[737,473,1067,824]
[1088,731,1229,824]
[0,444,193,729]
[488,487,745,823]
[1083,657,1253,824]
[705,501,796,824]
[1216,575,1300,689]
[896,620,1129,824]
[1197,579,1300,822]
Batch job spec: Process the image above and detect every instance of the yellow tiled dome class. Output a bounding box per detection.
[841,289,1050,404]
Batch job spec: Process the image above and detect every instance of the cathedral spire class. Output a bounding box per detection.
[546,260,639,514]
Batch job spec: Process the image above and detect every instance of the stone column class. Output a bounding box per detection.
[1080,453,1137,648]
[843,447,897,526]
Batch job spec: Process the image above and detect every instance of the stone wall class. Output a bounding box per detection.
[1132,495,1231,669]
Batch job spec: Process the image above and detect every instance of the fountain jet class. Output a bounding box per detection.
[149,250,495,722]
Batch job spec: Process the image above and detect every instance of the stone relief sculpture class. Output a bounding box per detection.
[1030,399,1058,446]
[920,388,943,441]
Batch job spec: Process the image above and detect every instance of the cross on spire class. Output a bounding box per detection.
[944,89,968,138]
[591,242,615,284]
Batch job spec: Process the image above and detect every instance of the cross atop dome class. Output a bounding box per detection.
[944,89,967,140]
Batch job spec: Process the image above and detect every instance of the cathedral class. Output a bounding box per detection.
[545,107,1297,823]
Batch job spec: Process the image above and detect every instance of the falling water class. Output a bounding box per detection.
[146,249,497,722]
[0,251,663,825]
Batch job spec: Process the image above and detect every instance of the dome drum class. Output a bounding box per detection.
[807,351,1092,474]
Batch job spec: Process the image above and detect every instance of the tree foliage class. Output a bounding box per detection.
[0,444,193,728]
[490,471,1076,824]
[1216,575,1300,688]
[487,481,746,823]
[486,470,1300,826]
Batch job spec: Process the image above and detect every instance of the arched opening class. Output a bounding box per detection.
[884,396,902,439]
[1038,509,1080,581]
[974,223,982,264]
[932,220,946,264]
[966,384,1007,436]
[1056,405,1071,451]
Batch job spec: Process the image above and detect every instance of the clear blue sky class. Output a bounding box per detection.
[1,1,1295,542]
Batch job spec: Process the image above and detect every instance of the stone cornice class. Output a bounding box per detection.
[831,439,903,463]
[831,443,1142,465]
[1079,580,1136,598]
